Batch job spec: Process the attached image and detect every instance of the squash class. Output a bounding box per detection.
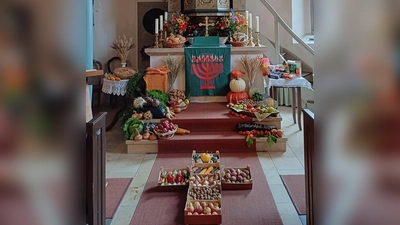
[201,153,211,163]
[226,91,249,104]
[229,77,246,93]
[231,69,243,79]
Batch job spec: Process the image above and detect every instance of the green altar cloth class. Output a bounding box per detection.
[184,45,231,96]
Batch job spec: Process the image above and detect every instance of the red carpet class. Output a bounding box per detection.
[130,152,282,225]
[106,178,132,219]
[160,103,256,153]
[280,175,306,215]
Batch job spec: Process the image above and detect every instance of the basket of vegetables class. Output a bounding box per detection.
[153,119,178,139]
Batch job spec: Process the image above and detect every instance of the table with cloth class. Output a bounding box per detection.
[268,77,313,130]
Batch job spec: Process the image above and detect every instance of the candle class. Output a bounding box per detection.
[245,10,249,24]
[249,13,252,29]
[155,18,159,34]
[159,15,163,30]
[256,16,260,32]
[164,12,168,21]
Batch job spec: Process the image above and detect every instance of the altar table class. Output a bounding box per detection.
[269,77,313,130]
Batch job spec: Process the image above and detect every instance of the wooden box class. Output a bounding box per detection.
[221,165,253,190]
[187,184,222,201]
[191,150,220,167]
[184,197,222,225]
[157,166,190,191]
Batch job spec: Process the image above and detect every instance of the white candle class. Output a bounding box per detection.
[256,16,260,32]
[155,19,159,34]
[159,15,163,30]
[245,11,249,24]
[164,12,168,21]
[249,13,252,29]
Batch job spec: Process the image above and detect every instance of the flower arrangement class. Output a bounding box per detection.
[164,12,189,35]
[184,24,202,37]
[212,10,247,37]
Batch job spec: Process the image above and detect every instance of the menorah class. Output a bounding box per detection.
[191,55,223,90]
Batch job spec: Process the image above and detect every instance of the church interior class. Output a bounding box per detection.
[86,0,315,224]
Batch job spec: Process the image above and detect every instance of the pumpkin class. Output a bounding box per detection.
[229,77,246,93]
[201,153,211,163]
[231,69,243,79]
[226,91,249,104]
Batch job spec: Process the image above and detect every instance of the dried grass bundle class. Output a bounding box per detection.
[239,55,262,84]
[111,34,136,63]
[162,54,184,92]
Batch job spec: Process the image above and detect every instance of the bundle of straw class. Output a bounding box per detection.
[239,55,262,85]
[111,34,136,63]
[162,54,184,92]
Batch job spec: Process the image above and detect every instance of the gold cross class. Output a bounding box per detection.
[198,16,215,36]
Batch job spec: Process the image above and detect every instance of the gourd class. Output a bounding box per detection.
[231,70,243,79]
[229,77,246,93]
[226,91,249,104]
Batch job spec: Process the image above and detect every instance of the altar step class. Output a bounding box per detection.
[126,102,287,153]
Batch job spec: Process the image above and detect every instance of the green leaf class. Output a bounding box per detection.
[245,135,253,147]
[267,135,278,148]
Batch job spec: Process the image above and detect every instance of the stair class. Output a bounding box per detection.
[126,102,287,154]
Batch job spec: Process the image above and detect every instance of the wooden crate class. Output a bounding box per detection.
[184,197,222,225]
[221,165,253,190]
[189,173,221,187]
[157,166,190,191]
[191,150,220,167]
[187,184,222,201]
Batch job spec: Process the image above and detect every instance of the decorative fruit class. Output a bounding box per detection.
[187,204,194,213]
[226,91,249,104]
[203,207,212,214]
[200,201,208,208]
[231,69,243,79]
[200,153,211,163]
[229,77,246,93]
[195,205,203,214]
[277,130,283,137]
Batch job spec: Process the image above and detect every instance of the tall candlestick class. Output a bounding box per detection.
[155,18,159,34]
[159,15,163,29]
[256,16,260,32]
[249,13,252,29]
[164,12,168,21]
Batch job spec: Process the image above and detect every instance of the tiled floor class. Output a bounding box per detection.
[102,105,306,225]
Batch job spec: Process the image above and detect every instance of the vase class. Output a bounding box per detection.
[219,37,228,45]
[187,37,194,45]
[248,81,259,98]
[121,62,127,67]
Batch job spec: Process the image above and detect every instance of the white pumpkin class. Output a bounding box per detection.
[229,77,246,93]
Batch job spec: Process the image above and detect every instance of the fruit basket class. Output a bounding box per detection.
[165,41,186,48]
[157,166,190,191]
[229,40,249,47]
[191,150,220,167]
[153,120,178,139]
[221,165,252,190]
[184,198,222,224]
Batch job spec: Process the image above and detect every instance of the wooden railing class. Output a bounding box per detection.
[86,112,107,225]
[302,109,314,225]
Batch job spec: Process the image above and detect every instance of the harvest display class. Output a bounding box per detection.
[157,150,253,224]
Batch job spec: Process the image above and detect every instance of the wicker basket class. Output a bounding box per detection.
[165,40,186,48]
[154,125,178,139]
[113,67,136,79]
[230,40,249,47]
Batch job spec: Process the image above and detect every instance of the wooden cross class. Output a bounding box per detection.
[198,16,215,36]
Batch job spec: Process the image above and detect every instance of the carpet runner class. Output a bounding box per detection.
[106,178,132,219]
[159,102,256,153]
[130,152,282,225]
[280,175,306,215]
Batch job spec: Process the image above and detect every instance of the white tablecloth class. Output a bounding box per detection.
[102,78,129,96]
[268,77,313,90]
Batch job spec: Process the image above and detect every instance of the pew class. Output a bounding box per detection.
[302,109,314,225]
[86,112,107,225]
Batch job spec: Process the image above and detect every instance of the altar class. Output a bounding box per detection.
[145,45,268,102]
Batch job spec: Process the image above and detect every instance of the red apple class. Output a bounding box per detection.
[200,201,207,208]
[195,205,203,214]
[161,128,168,133]
[193,212,198,215]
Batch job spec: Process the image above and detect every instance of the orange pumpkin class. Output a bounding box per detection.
[226,91,249,104]
[231,70,243,79]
